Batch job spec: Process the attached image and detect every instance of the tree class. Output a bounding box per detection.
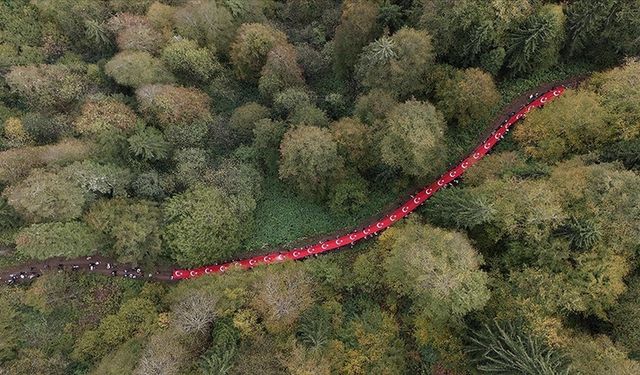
[566,0,640,61]
[107,12,163,53]
[252,265,314,333]
[330,305,406,375]
[3,169,86,223]
[85,198,162,265]
[259,43,305,101]
[329,175,368,216]
[382,221,490,317]
[171,147,209,189]
[514,89,612,162]
[468,321,569,375]
[423,188,496,230]
[62,160,132,197]
[288,103,329,128]
[206,157,263,200]
[435,68,500,129]
[380,100,447,178]
[73,297,158,362]
[565,334,640,375]
[134,329,188,375]
[273,88,312,116]
[161,39,221,83]
[127,125,170,161]
[610,277,640,359]
[21,112,68,145]
[252,118,286,175]
[15,221,100,260]
[2,117,32,147]
[74,98,139,137]
[354,89,397,126]
[279,125,345,199]
[589,59,640,140]
[504,4,565,75]
[418,0,507,70]
[173,0,235,53]
[229,102,270,142]
[105,51,175,88]
[163,186,245,266]
[333,0,380,79]
[0,197,20,231]
[229,23,288,82]
[172,290,218,335]
[330,117,373,171]
[0,139,91,185]
[356,28,435,98]
[136,84,211,128]
[5,64,89,112]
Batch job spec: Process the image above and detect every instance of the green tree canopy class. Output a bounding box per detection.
[135,84,211,128]
[382,220,490,317]
[74,98,139,138]
[3,169,87,223]
[333,0,380,78]
[85,198,162,265]
[5,64,89,112]
[105,51,175,88]
[161,39,221,84]
[356,28,435,98]
[278,125,345,199]
[514,89,612,162]
[230,23,288,82]
[163,186,246,266]
[380,99,447,178]
[15,221,100,260]
[435,68,500,129]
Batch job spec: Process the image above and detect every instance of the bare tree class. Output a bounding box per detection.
[172,290,218,335]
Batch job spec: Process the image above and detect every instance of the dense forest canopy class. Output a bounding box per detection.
[0,0,639,374]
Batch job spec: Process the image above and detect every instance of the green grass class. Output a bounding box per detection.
[244,178,397,252]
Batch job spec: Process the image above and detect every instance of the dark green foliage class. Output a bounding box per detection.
[567,0,640,63]
[21,112,68,144]
[163,186,247,266]
[610,277,640,359]
[424,188,496,230]
[127,125,170,161]
[199,320,240,374]
[505,5,565,76]
[468,321,569,375]
[0,196,20,230]
[558,217,601,251]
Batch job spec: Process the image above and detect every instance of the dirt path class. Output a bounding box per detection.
[0,76,584,285]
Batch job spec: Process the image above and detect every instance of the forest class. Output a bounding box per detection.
[0,0,639,374]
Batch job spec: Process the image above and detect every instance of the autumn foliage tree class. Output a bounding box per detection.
[279,125,345,199]
[230,23,288,82]
[356,28,435,98]
[380,100,447,178]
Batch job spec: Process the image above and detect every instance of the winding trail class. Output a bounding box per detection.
[0,79,579,284]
